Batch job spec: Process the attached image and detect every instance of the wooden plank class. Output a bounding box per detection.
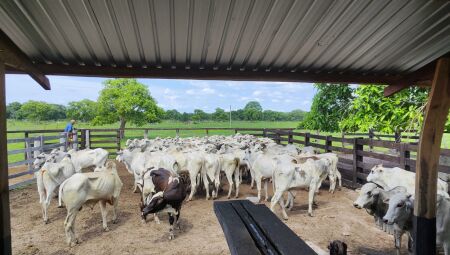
[414,58,450,255]
[356,139,399,149]
[6,137,37,144]
[8,178,35,191]
[8,170,36,179]
[0,60,12,254]
[384,83,410,97]
[213,201,262,255]
[309,134,326,140]
[7,158,34,168]
[357,150,400,163]
[307,143,326,150]
[89,140,117,144]
[240,200,317,255]
[338,157,353,165]
[90,146,118,150]
[329,146,352,154]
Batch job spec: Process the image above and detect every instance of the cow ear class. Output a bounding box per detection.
[383,197,390,204]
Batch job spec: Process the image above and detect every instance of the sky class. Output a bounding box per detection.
[5,75,316,113]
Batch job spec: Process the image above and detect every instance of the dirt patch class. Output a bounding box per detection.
[10,161,407,255]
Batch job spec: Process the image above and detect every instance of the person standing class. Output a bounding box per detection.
[64,120,76,146]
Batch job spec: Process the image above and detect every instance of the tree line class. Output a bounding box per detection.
[6,79,306,127]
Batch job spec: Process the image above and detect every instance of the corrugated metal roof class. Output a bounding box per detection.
[0,0,449,77]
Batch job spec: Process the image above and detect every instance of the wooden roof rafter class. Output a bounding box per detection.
[0,30,50,90]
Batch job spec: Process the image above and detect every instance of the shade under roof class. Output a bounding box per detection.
[0,0,449,84]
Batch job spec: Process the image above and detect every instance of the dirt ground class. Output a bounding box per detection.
[10,161,408,255]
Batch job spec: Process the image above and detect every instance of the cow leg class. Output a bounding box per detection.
[256,177,262,201]
[270,190,289,220]
[308,182,318,217]
[336,170,342,190]
[99,201,109,231]
[213,171,220,199]
[188,171,198,201]
[264,179,270,202]
[112,197,119,224]
[43,183,56,224]
[203,173,210,200]
[225,170,234,199]
[250,168,255,189]
[168,213,175,240]
[286,191,296,211]
[394,230,402,255]
[234,167,240,198]
[329,175,337,193]
[175,211,181,230]
[64,207,79,246]
[154,213,161,224]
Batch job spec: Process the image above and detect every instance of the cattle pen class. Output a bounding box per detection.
[6,127,450,192]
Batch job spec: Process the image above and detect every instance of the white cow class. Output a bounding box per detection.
[58,161,123,247]
[367,164,449,197]
[270,157,328,219]
[35,155,76,223]
[201,152,221,200]
[383,192,450,255]
[67,148,109,172]
[33,149,67,169]
[218,152,241,199]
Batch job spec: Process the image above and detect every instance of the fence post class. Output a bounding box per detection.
[305,133,310,146]
[341,132,345,148]
[144,129,148,139]
[26,139,32,171]
[24,131,29,161]
[394,130,401,143]
[72,130,78,150]
[263,129,267,138]
[234,129,238,134]
[368,128,374,152]
[352,138,364,188]
[326,135,332,152]
[176,129,180,137]
[276,130,281,144]
[399,143,411,171]
[288,130,293,144]
[85,130,90,149]
[60,132,66,151]
[206,129,209,136]
[116,129,121,152]
[80,129,86,149]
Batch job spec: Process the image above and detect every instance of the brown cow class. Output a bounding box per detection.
[140,168,187,239]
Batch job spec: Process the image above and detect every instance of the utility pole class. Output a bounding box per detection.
[229,105,231,128]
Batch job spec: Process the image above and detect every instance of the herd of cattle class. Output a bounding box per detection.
[31,133,450,254]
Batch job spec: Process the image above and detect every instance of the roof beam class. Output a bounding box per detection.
[0,30,50,90]
[384,83,410,97]
[31,63,410,85]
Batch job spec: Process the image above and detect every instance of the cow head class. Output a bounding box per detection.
[353,183,380,209]
[366,164,385,184]
[33,153,47,169]
[382,192,413,226]
[141,191,165,219]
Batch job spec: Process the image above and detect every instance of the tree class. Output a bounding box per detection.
[339,85,428,133]
[192,109,209,122]
[6,102,22,119]
[243,101,262,121]
[212,108,228,121]
[163,109,183,121]
[18,101,53,122]
[287,109,306,121]
[93,79,163,130]
[299,83,354,132]
[67,99,98,122]
[48,104,67,120]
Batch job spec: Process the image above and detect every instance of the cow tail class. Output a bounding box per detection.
[58,178,70,207]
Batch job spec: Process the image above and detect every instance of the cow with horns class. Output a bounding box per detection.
[140,168,187,240]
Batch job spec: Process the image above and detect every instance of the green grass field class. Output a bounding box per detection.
[6,120,299,164]
[7,119,450,165]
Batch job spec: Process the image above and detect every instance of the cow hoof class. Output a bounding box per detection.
[308,212,314,217]
[176,224,181,230]
[112,219,118,224]
[313,201,318,206]
[57,205,64,208]
[169,234,175,240]
[44,219,49,224]
[104,227,110,232]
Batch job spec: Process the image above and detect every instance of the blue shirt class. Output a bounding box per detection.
[64,123,73,132]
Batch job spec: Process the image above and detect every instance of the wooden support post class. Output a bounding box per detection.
[288,131,293,144]
[234,129,238,134]
[206,129,209,136]
[263,129,267,138]
[24,131,28,162]
[368,128,374,152]
[176,129,180,137]
[0,60,12,255]
[305,133,310,146]
[414,58,450,255]
[60,132,66,151]
[144,129,148,139]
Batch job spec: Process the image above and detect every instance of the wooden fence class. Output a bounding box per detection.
[6,131,77,189]
[7,127,447,191]
[264,129,450,189]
